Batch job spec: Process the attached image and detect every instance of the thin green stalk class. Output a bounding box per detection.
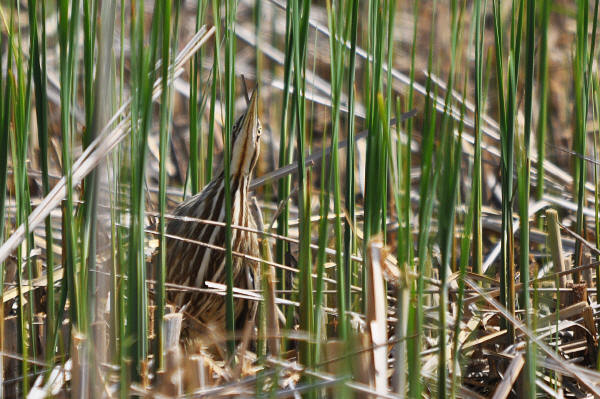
[363,0,390,329]
[7,16,33,394]
[58,0,83,335]
[11,3,38,386]
[206,0,221,183]
[290,0,313,374]
[119,0,125,108]
[84,5,116,362]
[472,0,486,276]
[406,0,420,396]
[60,0,112,374]
[377,92,410,395]
[517,0,536,396]
[436,107,462,399]
[593,70,600,371]
[0,31,7,399]
[189,1,207,193]
[109,147,119,365]
[21,0,38,381]
[535,0,550,214]
[325,0,348,343]
[314,129,329,363]
[10,100,30,398]
[114,0,126,389]
[435,3,464,392]
[574,0,599,276]
[81,0,96,148]
[127,0,161,380]
[378,1,390,244]
[411,7,440,393]
[392,94,414,394]
[363,0,386,252]
[343,0,359,312]
[492,0,524,343]
[224,0,238,358]
[451,81,473,399]
[28,0,55,369]
[156,0,173,372]
[276,2,295,340]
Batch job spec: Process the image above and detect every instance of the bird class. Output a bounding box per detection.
[163,89,262,333]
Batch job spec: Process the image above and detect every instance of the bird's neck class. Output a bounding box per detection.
[217,171,252,196]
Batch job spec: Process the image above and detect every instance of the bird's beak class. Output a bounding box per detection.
[231,89,260,177]
[240,89,259,142]
[245,89,259,128]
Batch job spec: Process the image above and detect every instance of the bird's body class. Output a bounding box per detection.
[163,91,262,330]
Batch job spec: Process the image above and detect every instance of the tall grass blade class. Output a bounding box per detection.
[472,0,486,275]
[0,29,7,399]
[573,0,599,274]
[156,0,174,372]
[343,0,359,312]
[517,0,536,395]
[189,1,207,194]
[127,0,161,380]
[290,0,313,374]
[28,0,55,369]
[535,0,550,215]
[224,0,237,358]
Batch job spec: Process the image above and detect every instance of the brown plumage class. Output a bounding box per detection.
[164,90,261,331]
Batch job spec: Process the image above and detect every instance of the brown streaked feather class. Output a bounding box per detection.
[161,90,262,334]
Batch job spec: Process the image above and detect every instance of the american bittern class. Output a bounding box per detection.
[164,90,261,330]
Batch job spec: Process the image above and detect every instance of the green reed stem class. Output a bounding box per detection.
[207,0,221,184]
[290,0,313,374]
[325,0,348,342]
[0,34,6,399]
[224,0,237,358]
[451,80,472,399]
[58,0,82,335]
[276,2,295,341]
[492,0,524,344]
[405,0,419,396]
[535,0,550,215]
[411,3,440,391]
[156,0,173,372]
[574,0,599,276]
[517,0,536,396]
[343,0,359,312]
[9,13,35,392]
[436,2,463,394]
[28,0,55,369]
[472,0,486,276]
[127,0,160,379]
[190,1,207,193]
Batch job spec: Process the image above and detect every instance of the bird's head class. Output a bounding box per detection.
[230,89,261,178]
